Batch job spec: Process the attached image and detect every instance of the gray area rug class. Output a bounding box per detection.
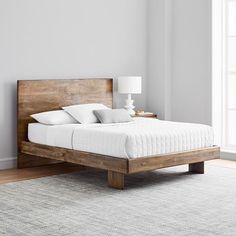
[0,165,236,236]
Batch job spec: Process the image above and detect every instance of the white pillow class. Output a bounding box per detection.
[62,103,110,124]
[31,110,78,125]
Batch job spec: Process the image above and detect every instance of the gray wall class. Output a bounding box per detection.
[147,0,166,119]
[147,0,172,120]
[0,0,213,169]
[147,0,212,124]
[171,0,212,125]
[0,0,147,167]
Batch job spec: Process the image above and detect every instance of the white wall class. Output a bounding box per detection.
[0,0,147,168]
[147,0,165,118]
[0,0,214,169]
[171,0,212,125]
[147,0,212,125]
[147,0,172,120]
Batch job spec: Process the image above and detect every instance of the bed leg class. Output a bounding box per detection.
[108,171,124,190]
[189,162,204,174]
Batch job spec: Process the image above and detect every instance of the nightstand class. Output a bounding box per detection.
[132,113,157,119]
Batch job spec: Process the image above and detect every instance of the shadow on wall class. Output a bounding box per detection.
[1,81,17,158]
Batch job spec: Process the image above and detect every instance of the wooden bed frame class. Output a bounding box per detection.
[17,79,220,189]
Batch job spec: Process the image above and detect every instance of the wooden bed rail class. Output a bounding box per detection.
[128,146,220,174]
[17,79,220,190]
[21,141,220,189]
[21,141,128,174]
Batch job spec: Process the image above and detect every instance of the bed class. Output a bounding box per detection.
[17,79,220,189]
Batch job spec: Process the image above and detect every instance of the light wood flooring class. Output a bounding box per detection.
[0,163,85,185]
[0,159,235,185]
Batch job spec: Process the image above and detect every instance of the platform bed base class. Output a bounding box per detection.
[17,79,220,189]
[20,142,220,190]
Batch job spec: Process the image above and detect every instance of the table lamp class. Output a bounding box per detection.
[118,76,142,115]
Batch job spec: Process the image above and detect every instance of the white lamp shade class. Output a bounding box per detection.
[118,76,142,94]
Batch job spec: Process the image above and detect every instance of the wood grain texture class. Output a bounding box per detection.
[0,160,234,186]
[21,141,128,174]
[189,162,204,174]
[133,114,157,118]
[17,79,113,168]
[18,153,61,169]
[0,163,85,185]
[108,171,124,190]
[128,146,220,174]
[17,79,220,188]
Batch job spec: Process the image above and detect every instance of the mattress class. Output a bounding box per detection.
[28,123,79,149]
[28,118,214,159]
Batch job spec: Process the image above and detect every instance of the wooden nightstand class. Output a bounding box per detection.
[132,113,157,119]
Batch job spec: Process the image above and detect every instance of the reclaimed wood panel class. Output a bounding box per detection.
[21,141,128,174]
[17,79,113,168]
[17,153,61,169]
[108,171,125,190]
[128,146,220,174]
[189,162,204,174]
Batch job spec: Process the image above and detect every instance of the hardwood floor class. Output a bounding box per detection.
[0,159,235,185]
[0,163,85,184]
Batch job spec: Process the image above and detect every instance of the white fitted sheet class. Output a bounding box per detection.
[28,118,214,159]
[28,123,79,149]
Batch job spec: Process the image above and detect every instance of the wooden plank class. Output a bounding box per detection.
[133,114,157,118]
[108,171,125,190]
[2,159,232,186]
[189,162,204,174]
[17,79,113,168]
[128,146,220,174]
[18,153,62,169]
[21,141,128,174]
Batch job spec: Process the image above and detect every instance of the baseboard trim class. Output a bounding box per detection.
[0,157,17,170]
[221,152,236,161]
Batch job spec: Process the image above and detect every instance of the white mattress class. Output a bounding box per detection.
[28,118,214,159]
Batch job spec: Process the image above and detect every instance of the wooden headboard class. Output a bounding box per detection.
[17,79,113,168]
